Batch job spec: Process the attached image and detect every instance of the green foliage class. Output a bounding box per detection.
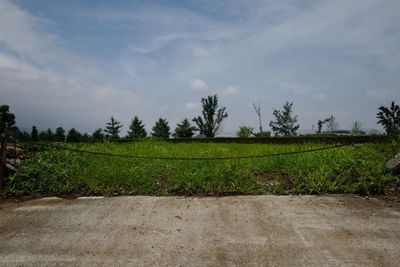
[152,118,170,138]
[127,116,147,138]
[253,131,271,138]
[377,101,400,135]
[0,105,16,133]
[169,135,390,144]
[193,95,228,137]
[6,140,399,197]
[105,116,123,139]
[18,131,31,142]
[31,126,38,141]
[270,101,299,136]
[173,118,196,138]
[236,126,254,138]
[54,127,65,142]
[81,133,90,142]
[38,129,54,141]
[92,128,104,141]
[66,128,82,142]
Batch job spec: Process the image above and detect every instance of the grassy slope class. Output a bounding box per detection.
[5,140,400,197]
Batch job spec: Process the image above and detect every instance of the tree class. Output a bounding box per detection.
[127,116,147,138]
[6,126,20,141]
[54,127,65,142]
[377,101,400,135]
[104,116,123,139]
[92,128,104,141]
[66,128,82,142]
[0,105,15,134]
[317,117,331,133]
[81,133,90,142]
[173,118,196,138]
[19,131,31,142]
[236,126,254,138]
[151,118,170,138]
[193,95,228,137]
[252,102,263,134]
[38,128,54,141]
[326,115,339,133]
[351,121,364,135]
[31,126,38,141]
[269,101,299,136]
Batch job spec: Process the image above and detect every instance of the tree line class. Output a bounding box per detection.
[0,96,399,142]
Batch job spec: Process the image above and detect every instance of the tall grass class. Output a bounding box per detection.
[5,139,400,197]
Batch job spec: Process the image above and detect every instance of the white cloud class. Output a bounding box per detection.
[189,79,208,90]
[2,0,400,134]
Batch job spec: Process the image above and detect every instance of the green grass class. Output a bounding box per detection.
[5,139,400,197]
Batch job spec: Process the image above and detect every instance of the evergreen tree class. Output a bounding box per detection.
[81,133,90,142]
[193,95,228,137]
[66,128,82,142]
[173,118,196,138]
[269,101,299,136]
[377,101,400,135]
[31,126,38,141]
[92,128,104,141]
[151,118,170,138]
[104,116,123,139]
[0,105,16,134]
[54,127,65,142]
[127,116,147,138]
[38,128,54,141]
[19,131,31,142]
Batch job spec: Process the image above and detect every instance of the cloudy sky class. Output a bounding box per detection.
[1,0,399,135]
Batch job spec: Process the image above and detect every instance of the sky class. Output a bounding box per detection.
[1,0,399,136]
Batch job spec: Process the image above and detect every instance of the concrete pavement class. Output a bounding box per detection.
[0,195,399,266]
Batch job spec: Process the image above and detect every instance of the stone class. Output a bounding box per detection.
[6,163,16,172]
[385,153,400,174]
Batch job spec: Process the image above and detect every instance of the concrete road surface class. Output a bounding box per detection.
[0,195,399,267]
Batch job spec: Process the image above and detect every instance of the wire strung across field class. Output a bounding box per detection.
[24,142,358,161]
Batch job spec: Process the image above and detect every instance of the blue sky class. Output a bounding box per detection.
[1,0,399,135]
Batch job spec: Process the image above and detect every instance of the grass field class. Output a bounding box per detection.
[5,139,400,197]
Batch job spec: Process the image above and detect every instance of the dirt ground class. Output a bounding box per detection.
[0,195,399,267]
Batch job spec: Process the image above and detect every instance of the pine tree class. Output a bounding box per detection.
[151,118,170,138]
[54,127,65,142]
[31,126,38,141]
[104,116,123,139]
[269,101,299,136]
[38,128,54,141]
[173,118,196,138]
[127,116,147,138]
[92,128,104,141]
[0,105,15,134]
[66,128,82,142]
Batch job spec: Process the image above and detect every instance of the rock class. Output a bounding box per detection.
[6,145,24,156]
[386,153,400,174]
[6,158,22,168]
[6,163,16,172]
